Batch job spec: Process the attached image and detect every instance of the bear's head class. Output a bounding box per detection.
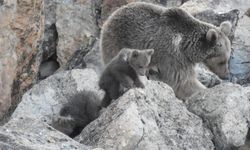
[203,21,232,79]
[127,49,154,76]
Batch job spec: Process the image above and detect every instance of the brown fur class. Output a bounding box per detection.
[100,2,232,100]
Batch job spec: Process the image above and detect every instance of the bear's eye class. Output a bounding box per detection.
[218,61,226,66]
[216,43,222,47]
[139,66,144,69]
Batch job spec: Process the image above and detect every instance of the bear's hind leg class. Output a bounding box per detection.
[101,83,120,107]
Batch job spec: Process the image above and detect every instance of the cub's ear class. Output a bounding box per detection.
[220,21,232,36]
[132,50,139,58]
[146,49,154,56]
[206,29,218,44]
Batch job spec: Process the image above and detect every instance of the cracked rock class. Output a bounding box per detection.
[77,80,214,150]
[186,83,250,149]
[11,68,103,125]
[0,116,88,150]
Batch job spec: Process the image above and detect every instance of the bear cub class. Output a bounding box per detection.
[99,48,154,107]
[51,91,101,138]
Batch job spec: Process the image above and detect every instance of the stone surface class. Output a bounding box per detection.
[0,2,18,119]
[0,0,44,120]
[64,38,104,75]
[41,0,57,61]
[77,80,214,150]
[11,69,103,125]
[0,116,88,150]
[230,14,250,86]
[84,39,104,75]
[56,0,99,66]
[2,0,45,124]
[181,0,250,15]
[186,83,250,149]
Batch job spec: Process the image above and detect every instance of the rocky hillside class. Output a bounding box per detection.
[0,0,250,149]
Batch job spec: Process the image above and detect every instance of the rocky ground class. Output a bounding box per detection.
[0,0,250,149]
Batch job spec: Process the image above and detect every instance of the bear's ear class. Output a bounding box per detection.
[146,49,154,56]
[206,29,218,44]
[219,21,232,36]
[119,48,130,62]
[132,50,139,58]
[119,52,128,62]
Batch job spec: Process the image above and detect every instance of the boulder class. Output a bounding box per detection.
[64,38,104,75]
[83,39,104,75]
[0,10,18,119]
[0,0,44,120]
[0,0,45,123]
[56,0,99,66]
[186,83,250,149]
[0,116,88,150]
[11,69,103,125]
[41,0,57,61]
[181,0,250,15]
[230,14,250,86]
[77,80,214,150]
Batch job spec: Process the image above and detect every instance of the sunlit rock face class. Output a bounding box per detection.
[0,0,44,120]
[230,14,250,86]
[187,83,250,149]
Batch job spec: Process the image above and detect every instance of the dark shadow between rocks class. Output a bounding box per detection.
[38,53,60,80]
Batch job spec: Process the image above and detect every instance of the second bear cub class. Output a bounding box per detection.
[99,48,154,107]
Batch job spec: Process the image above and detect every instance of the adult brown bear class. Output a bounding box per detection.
[100,2,232,100]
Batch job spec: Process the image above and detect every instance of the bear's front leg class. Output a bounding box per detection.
[176,78,206,101]
[134,76,145,88]
[113,71,134,89]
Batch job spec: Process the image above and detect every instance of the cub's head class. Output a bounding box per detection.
[127,49,154,76]
[204,21,232,79]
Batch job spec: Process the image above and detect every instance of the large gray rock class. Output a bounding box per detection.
[77,80,214,150]
[0,0,45,123]
[181,0,250,15]
[65,38,104,75]
[230,14,250,86]
[56,0,99,66]
[83,39,104,75]
[186,83,250,149]
[41,0,58,61]
[0,3,18,119]
[11,69,103,125]
[0,116,88,150]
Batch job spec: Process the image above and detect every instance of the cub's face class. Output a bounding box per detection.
[204,21,232,79]
[128,49,154,76]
